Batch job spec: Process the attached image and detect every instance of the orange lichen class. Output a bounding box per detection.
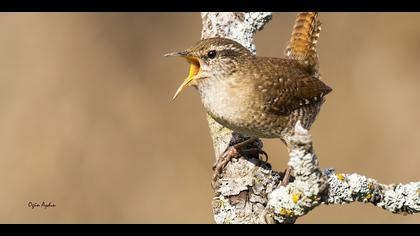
[279,208,294,217]
[292,193,301,203]
[337,173,345,182]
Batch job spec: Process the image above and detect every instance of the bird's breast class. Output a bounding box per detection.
[197,77,253,127]
[196,76,280,138]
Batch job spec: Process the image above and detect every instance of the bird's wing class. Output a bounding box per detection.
[261,72,332,116]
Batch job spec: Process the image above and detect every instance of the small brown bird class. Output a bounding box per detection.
[166,13,331,187]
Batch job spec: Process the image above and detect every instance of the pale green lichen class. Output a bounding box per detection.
[213,199,225,210]
[223,217,232,224]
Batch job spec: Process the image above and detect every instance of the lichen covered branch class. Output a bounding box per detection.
[267,121,327,224]
[323,170,420,214]
[267,122,420,223]
[202,12,278,224]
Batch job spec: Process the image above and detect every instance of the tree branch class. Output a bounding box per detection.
[267,122,420,223]
[201,12,420,224]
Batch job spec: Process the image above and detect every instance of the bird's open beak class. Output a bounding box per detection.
[165,51,201,100]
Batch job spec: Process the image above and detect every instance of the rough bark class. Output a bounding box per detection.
[201,12,420,224]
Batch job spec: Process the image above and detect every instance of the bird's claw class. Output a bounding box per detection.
[211,146,240,189]
[211,137,269,190]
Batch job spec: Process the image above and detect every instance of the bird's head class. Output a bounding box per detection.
[165,37,253,100]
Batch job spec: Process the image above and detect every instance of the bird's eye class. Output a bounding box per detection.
[207,50,217,59]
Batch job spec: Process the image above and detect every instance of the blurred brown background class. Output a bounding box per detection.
[0,12,419,224]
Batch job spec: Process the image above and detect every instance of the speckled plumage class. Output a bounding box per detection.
[176,37,331,142]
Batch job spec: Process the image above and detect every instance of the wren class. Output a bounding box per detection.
[166,12,331,188]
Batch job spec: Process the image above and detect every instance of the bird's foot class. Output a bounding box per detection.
[212,137,264,189]
[211,146,240,189]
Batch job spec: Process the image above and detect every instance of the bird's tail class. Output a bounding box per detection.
[285,12,321,74]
